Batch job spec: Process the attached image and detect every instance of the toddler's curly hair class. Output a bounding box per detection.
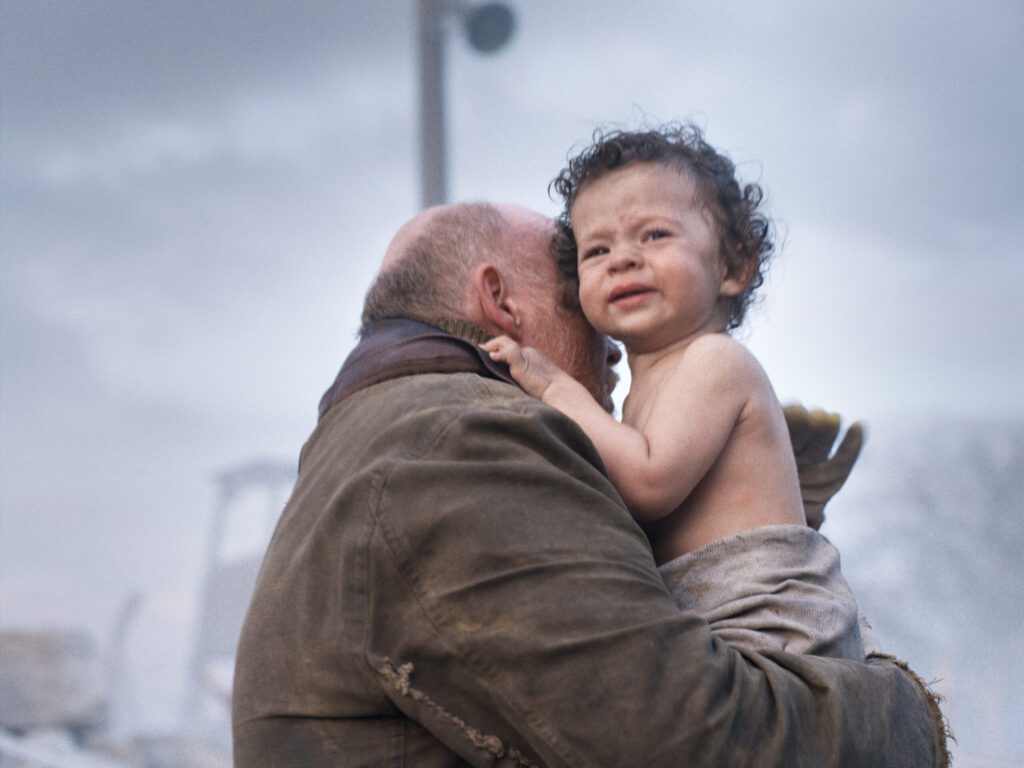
[550,122,775,330]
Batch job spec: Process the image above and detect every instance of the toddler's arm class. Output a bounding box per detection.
[482,334,754,520]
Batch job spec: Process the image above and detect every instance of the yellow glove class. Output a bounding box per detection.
[783,404,865,531]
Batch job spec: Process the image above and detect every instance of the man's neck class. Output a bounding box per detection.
[390,315,493,346]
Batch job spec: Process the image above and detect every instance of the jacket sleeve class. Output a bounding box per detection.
[361,388,946,767]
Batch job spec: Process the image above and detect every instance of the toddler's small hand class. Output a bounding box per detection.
[482,335,527,373]
[481,335,562,400]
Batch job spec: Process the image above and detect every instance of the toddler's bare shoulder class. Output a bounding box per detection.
[682,333,758,365]
[676,334,768,386]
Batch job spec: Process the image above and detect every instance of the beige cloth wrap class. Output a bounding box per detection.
[658,524,867,659]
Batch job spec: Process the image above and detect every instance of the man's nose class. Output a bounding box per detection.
[605,338,623,366]
[600,338,622,412]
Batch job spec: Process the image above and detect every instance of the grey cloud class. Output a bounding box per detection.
[1,0,411,156]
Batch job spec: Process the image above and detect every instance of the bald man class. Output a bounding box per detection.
[232,203,948,767]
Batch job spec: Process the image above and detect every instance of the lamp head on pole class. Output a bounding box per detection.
[417,0,517,207]
[464,2,515,53]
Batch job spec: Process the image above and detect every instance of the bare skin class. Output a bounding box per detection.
[484,163,805,563]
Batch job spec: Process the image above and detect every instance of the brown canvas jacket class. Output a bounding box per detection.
[232,318,947,767]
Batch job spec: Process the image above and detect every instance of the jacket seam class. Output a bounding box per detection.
[362,394,575,767]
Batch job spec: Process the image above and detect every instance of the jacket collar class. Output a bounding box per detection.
[317,317,515,419]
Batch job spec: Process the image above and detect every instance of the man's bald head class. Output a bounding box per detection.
[361,202,513,332]
[359,201,620,409]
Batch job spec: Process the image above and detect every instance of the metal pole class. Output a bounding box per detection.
[418,0,448,208]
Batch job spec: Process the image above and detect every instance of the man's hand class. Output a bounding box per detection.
[783,404,865,530]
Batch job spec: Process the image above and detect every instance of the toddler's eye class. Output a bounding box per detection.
[581,246,608,261]
[645,229,670,241]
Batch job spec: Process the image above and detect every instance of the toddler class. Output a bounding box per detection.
[484,124,864,659]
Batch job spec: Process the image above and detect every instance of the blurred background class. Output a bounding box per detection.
[1,1,1021,765]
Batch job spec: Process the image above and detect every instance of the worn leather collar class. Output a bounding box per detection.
[317,318,516,420]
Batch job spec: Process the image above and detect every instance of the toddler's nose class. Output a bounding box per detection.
[609,245,641,272]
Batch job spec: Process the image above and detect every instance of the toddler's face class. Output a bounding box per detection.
[570,162,743,354]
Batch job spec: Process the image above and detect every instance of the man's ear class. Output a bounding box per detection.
[473,264,522,339]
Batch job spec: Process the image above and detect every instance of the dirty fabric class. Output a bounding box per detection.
[659,524,864,659]
[232,318,948,767]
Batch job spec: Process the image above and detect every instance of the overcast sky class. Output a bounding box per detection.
[1,0,1022,736]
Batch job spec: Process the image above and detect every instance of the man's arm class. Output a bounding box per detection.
[363,384,948,767]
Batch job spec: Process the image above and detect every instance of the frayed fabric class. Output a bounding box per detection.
[378,660,541,768]
[868,652,954,768]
